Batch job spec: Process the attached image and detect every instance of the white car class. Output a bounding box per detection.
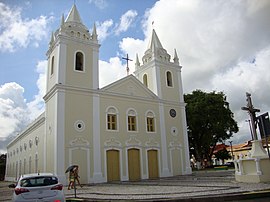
[9,173,65,202]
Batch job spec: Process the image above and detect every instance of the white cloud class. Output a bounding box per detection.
[27,60,47,119]
[118,0,270,144]
[88,0,108,9]
[119,37,146,74]
[0,83,30,140]
[142,0,270,92]
[96,10,138,42]
[99,57,126,88]
[96,19,113,42]
[0,2,53,52]
[114,10,138,35]
[211,46,270,143]
[0,60,46,153]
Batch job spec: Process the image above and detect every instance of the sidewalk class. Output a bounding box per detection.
[64,170,270,201]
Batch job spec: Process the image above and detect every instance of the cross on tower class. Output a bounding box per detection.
[241,92,260,140]
[122,54,133,75]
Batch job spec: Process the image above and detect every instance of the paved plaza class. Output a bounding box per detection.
[1,170,270,201]
[64,170,270,201]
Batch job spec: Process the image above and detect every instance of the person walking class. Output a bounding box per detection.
[68,170,75,190]
[74,166,83,188]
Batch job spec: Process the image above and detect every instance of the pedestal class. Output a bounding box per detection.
[235,140,270,183]
[250,140,268,158]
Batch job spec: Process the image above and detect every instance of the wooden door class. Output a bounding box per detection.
[128,148,141,181]
[107,150,120,182]
[148,150,159,179]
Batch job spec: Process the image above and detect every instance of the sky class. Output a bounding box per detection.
[1,0,270,154]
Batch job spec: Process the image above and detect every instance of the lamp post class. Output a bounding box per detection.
[229,141,234,160]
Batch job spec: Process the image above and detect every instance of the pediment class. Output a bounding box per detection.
[100,75,158,99]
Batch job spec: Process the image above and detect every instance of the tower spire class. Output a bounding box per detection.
[92,23,98,41]
[173,49,179,65]
[66,4,83,24]
[142,29,170,64]
[135,53,140,70]
[147,29,164,52]
[49,31,54,46]
[61,14,65,27]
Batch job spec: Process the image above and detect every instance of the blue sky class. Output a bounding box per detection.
[1,0,270,153]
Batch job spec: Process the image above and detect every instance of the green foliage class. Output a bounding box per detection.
[184,90,238,164]
[215,148,232,161]
[0,154,6,181]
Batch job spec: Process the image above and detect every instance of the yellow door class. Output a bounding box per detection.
[148,150,159,179]
[128,149,141,181]
[107,150,120,182]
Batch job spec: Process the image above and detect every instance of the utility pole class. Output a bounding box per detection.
[229,141,234,160]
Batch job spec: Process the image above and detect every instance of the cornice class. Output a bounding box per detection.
[7,113,45,148]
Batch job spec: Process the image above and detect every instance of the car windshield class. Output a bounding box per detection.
[20,176,58,187]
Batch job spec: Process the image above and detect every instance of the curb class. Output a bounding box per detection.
[65,189,270,202]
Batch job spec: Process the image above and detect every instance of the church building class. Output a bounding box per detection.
[5,5,192,184]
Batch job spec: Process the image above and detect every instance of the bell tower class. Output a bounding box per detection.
[43,5,100,184]
[46,4,99,93]
[134,29,184,103]
[134,29,192,175]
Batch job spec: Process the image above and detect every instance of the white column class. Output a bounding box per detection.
[159,103,170,177]
[57,42,67,85]
[255,158,262,175]
[54,91,66,184]
[152,66,158,96]
[92,45,99,89]
[180,106,192,174]
[92,94,105,182]
[43,122,47,172]
[239,160,244,175]
[177,68,184,103]
[155,66,162,98]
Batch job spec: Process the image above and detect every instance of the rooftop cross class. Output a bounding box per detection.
[122,54,133,76]
[241,92,260,140]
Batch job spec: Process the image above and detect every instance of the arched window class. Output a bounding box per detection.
[146,111,155,132]
[166,71,173,87]
[75,52,84,71]
[127,109,137,131]
[106,107,118,130]
[143,74,148,87]
[51,56,54,75]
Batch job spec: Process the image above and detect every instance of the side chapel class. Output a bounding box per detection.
[5,5,192,184]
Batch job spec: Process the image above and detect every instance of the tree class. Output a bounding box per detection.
[0,154,6,181]
[215,148,232,165]
[184,90,238,167]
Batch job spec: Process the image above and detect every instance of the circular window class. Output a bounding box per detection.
[171,126,178,136]
[74,120,85,132]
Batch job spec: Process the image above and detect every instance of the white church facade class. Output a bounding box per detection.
[5,5,192,184]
